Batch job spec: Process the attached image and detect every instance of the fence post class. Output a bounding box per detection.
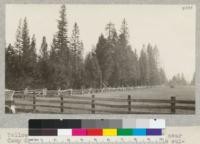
[128,95,131,114]
[5,90,15,113]
[91,95,95,114]
[70,89,72,96]
[60,95,64,113]
[42,88,47,97]
[33,95,36,112]
[57,89,61,96]
[171,96,176,114]
[24,88,28,99]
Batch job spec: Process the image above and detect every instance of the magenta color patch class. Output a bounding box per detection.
[72,129,87,136]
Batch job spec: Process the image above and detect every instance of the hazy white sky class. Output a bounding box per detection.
[6,4,196,81]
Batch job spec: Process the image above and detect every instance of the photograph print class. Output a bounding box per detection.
[5,4,195,114]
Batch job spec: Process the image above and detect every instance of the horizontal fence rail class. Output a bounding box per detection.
[13,86,153,96]
[5,88,195,114]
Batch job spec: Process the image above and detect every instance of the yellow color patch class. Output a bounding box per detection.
[103,129,117,136]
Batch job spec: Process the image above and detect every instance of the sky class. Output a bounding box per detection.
[6,4,196,82]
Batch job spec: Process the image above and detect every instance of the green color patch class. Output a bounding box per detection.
[117,129,133,136]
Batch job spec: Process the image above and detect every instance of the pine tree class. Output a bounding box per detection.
[21,17,30,73]
[124,46,138,86]
[169,73,187,86]
[139,46,148,85]
[70,22,84,88]
[120,18,129,44]
[21,17,33,88]
[121,18,129,37]
[153,46,160,84]
[30,34,37,64]
[84,51,101,88]
[6,44,17,89]
[158,68,167,84]
[28,35,38,87]
[117,19,133,86]
[7,12,172,90]
[105,22,116,40]
[180,73,187,85]
[21,17,30,58]
[48,36,57,89]
[38,36,50,88]
[146,44,160,85]
[134,49,141,85]
[13,19,23,89]
[95,33,116,87]
[71,22,83,68]
[49,4,72,89]
[15,19,23,56]
[49,35,57,61]
[56,4,69,56]
[40,36,48,60]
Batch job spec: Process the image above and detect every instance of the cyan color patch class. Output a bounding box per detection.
[133,128,146,136]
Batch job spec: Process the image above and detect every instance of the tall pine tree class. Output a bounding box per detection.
[70,22,84,88]
[139,46,148,85]
[5,44,19,89]
[38,36,50,87]
[49,4,72,89]
[15,19,23,56]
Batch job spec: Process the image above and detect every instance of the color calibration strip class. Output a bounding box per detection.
[29,119,165,136]
[30,128,162,136]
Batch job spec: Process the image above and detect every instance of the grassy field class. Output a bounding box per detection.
[92,85,195,99]
[13,85,195,114]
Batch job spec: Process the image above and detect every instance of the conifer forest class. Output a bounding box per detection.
[6,5,194,90]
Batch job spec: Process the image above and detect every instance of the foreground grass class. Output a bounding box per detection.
[14,85,195,114]
[92,85,195,100]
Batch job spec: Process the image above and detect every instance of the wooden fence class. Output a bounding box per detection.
[10,89,195,114]
[13,86,151,96]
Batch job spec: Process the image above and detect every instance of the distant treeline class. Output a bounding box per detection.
[5,5,192,90]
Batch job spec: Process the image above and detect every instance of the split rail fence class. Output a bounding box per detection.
[6,88,195,114]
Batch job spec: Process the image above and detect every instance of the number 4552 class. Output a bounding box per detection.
[182,5,193,10]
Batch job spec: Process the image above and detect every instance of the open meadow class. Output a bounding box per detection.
[12,85,195,114]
